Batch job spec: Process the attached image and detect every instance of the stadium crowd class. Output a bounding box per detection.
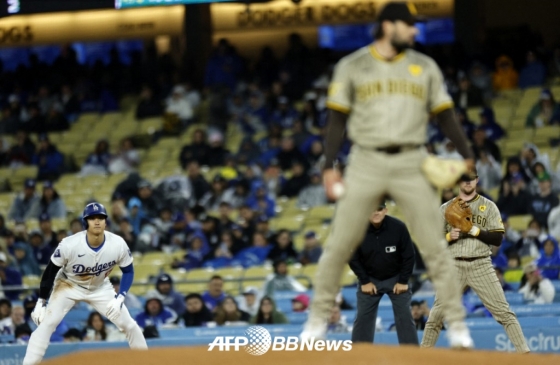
[1,36,560,342]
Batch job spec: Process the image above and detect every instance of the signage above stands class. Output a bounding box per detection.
[116,0,234,9]
[0,5,184,47]
[211,0,454,32]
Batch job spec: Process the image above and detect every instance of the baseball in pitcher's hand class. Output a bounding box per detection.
[361,282,377,295]
[323,168,343,200]
[393,283,408,295]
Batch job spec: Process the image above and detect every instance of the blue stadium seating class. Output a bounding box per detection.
[510,304,560,317]
[464,316,560,329]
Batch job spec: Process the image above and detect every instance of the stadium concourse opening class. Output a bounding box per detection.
[44,344,558,365]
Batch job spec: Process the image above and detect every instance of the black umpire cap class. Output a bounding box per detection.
[377,2,421,25]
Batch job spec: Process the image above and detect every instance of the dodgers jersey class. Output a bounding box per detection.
[51,230,133,290]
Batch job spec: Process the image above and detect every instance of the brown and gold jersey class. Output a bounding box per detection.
[441,195,505,258]
[326,45,453,149]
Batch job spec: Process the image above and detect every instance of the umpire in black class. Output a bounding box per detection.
[349,201,418,345]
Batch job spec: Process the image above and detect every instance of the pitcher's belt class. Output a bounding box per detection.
[454,256,488,262]
[375,145,422,154]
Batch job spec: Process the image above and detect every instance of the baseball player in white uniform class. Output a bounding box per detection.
[23,202,147,364]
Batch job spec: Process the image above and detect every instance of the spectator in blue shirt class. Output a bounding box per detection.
[29,230,55,265]
[268,96,299,129]
[491,246,508,270]
[32,134,64,181]
[27,180,67,220]
[134,296,177,329]
[231,232,272,268]
[0,252,22,301]
[245,182,276,219]
[298,231,323,265]
[145,274,186,316]
[519,51,547,89]
[201,275,227,312]
[7,179,40,222]
[536,237,560,280]
[478,108,505,142]
[13,242,41,276]
[79,139,111,177]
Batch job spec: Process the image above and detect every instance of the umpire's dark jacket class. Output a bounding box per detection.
[349,215,415,285]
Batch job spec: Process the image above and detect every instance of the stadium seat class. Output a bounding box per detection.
[0,193,15,216]
[466,107,480,123]
[138,117,163,135]
[307,205,336,221]
[182,267,216,293]
[64,308,91,325]
[299,264,317,288]
[269,216,304,232]
[134,264,163,283]
[22,275,41,289]
[504,268,524,284]
[507,215,533,231]
[9,166,38,189]
[510,304,560,317]
[141,251,172,266]
[340,265,358,287]
[243,265,273,289]
[215,266,245,295]
[533,125,560,147]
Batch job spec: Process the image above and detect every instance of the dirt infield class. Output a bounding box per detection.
[43,344,559,365]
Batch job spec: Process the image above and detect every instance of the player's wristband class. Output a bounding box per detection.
[468,226,480,237]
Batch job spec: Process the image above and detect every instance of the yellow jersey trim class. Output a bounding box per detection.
[466,194,481,203]
[431,101,454,115]
[489,229,506,233]
[326,101,351,114]
[368,45,406,63]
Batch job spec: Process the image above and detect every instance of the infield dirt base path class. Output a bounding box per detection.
[43,344,558,365]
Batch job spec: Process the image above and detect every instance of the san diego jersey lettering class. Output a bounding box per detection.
[441,194,505,258]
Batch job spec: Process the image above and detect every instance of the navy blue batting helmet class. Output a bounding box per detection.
[82,202,109,229]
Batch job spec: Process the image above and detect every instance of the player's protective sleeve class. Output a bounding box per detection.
[118,264,134,296]
[473,230,503,247]
[322,109,348,171]
[39,260,62,300]
[435,108,475,160]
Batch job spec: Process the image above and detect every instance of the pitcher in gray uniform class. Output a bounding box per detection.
[421,168,530,353]
[300,2,475,349]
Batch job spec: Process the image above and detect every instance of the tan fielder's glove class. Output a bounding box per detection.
[445,197,473,233]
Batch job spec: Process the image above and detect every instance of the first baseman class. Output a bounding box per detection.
[420,169,530,353]
[300,2,475,348]
[23,203,147,364]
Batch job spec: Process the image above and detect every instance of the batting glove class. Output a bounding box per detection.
[31,298,47,326]
[106,294,125,322]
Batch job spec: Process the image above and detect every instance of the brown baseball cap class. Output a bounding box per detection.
[461,166,478,181]
[377,2,421,25]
